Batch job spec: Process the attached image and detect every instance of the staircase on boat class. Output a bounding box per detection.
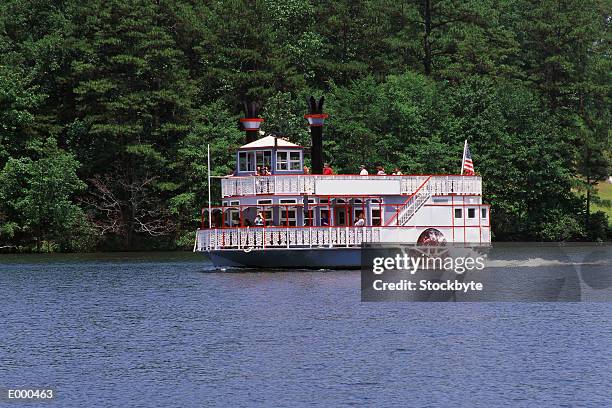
[385,176,433,226]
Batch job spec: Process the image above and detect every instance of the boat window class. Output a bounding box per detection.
[276,151,288,170]
[481,208,487,219]
[279,199,296,204]
[371,209,382,226]
[335,208,347,226]
[262,209,273,226]
[320,209,330,226]
[230,200,240,206]
[255,150,272,169]
[226,209,240,227]
[281,208,297,226]
[454,208,462,219]
[319,199,329,204]
[353,209,365,225]
[238,151,254,172]
[289,151,301,170]
[304,208,314,226]
[257,199,272,205]
[276,151,301,171]
[468,208,476,219]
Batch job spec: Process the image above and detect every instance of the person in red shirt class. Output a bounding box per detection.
[322,163,333,175]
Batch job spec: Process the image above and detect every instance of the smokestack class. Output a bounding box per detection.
[240,101,263,143]
[305,96,328,174]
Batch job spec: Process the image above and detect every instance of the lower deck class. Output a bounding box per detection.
[195,223,491,252]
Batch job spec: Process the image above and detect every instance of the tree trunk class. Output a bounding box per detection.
[423,0,432,76]
[586,176,591,228]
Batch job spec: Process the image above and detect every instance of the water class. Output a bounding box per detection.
[0,251,610,407]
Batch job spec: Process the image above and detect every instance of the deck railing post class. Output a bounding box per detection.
[345,226,349,247]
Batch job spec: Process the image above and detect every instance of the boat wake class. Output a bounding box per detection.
[486,258,610,268]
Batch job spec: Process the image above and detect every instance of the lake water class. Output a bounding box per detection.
[0,249,610,407]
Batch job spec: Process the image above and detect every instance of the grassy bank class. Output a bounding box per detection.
[593,182,612,222]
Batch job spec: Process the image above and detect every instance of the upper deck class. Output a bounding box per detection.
[221,174,482,198]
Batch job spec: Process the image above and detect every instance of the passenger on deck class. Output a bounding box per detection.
[255,166,262,176]
[303,165,310,174]
[354,213,366,227]
[323,163,333,175]
[263,166,272,175]
[320,213,329,226]
[359,165,369,175]
[393,167,403,175]
[376,166,386,175]
[254,213,265,226]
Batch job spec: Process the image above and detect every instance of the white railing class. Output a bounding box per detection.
[221,175,481,197]
[195,226,381,251]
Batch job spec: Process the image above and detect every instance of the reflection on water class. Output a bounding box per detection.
[0,248,610,407]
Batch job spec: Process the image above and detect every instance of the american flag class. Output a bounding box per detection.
[462,141,474,175]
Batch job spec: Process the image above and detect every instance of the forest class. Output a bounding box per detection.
[0,0,610,251]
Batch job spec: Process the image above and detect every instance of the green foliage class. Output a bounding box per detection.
[0,141,94,250]
[169,100,244,246]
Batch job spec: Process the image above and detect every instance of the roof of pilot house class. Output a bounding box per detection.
[239,135,303,149]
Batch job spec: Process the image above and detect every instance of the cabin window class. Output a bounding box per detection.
[255,150,272,169]
[319,199,329,204]
[320,209,330,226]
[281,208,297,226]
[371,209,382,226]
[354,209,365,225]
[238,151,254,172]
[262,209,273,226]
[276,151,301,171]
[257,207,273,226]
[230,200,240,206]
[481,208,488,219]
[335,208,347,226]
[370,199,382,226]
[256,199,273,225]
[303,206,314,226]
[279,199,296,204]
[454,208,462,219]
[468,208,476,219]
[289,152,301,170]
[226,209,240,227]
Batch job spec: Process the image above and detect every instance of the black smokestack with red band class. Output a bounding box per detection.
[305,96,328,174]
[240,101,263,144]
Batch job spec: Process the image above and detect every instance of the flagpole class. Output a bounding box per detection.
[207,144,212,228]
[461,139,467,175]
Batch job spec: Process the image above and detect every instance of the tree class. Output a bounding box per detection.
[0,142,92,251]
[0,66,44,166]
[68,0,197,248]
[169,100,244,246]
